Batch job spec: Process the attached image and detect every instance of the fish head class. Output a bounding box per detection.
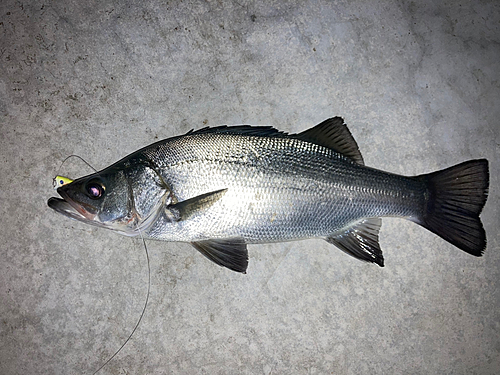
[48,163,169,236]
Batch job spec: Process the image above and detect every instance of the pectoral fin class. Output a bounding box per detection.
[192,238,248,273]
[326,218,384,266]
[168,189,228,221]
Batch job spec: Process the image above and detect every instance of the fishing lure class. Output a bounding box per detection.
[52,175,73,190]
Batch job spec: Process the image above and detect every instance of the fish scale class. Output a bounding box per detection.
[143,131,425,243]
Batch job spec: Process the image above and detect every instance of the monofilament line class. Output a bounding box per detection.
[92,230,151,374]
[56,154,98,174]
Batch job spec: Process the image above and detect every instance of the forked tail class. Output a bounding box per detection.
[413,159,489,256]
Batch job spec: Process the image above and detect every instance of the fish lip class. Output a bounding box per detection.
[53,188,98,221]
[48,197,112,233]
[47,196,141,237]
[47,197,90,222]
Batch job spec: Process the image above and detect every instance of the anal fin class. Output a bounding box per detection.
[326,218,384,266]
[192,238,248,273]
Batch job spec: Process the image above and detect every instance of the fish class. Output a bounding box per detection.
[48,117,489,273]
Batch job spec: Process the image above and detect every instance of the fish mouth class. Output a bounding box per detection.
[48,188,99,224]
[47,190,139,235]
[48,196,113,232]
[47,197,90,221]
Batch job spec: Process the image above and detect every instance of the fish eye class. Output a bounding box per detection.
[85,180,105,199]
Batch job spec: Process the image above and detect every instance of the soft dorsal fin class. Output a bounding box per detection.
[326,218,383,266]
[192,238,248,273]
[296,117,364,165]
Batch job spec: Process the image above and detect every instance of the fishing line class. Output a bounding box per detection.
[92,230,151,375]
[52,155,98,188]
[56,154,98,175]
[53,154,151,372]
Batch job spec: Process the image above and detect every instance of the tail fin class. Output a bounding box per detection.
[413,159,489,256]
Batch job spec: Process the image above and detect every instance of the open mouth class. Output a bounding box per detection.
[47,188,98,223]
[47,190,141,236]
[47,197,90,221]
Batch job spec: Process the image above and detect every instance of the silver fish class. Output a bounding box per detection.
[48,117,489,273]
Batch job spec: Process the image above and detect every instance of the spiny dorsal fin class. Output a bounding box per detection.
[187,125,287,138]
[169,189,227,221]
[296,117,364,165]
[192,238,248,273]
[326,218,383,266]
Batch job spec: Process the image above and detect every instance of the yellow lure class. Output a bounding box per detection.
[53,175,73,190]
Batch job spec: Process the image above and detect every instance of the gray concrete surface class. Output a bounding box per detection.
[1,1,499,374]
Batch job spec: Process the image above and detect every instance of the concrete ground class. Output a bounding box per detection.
[1,1,499,374]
